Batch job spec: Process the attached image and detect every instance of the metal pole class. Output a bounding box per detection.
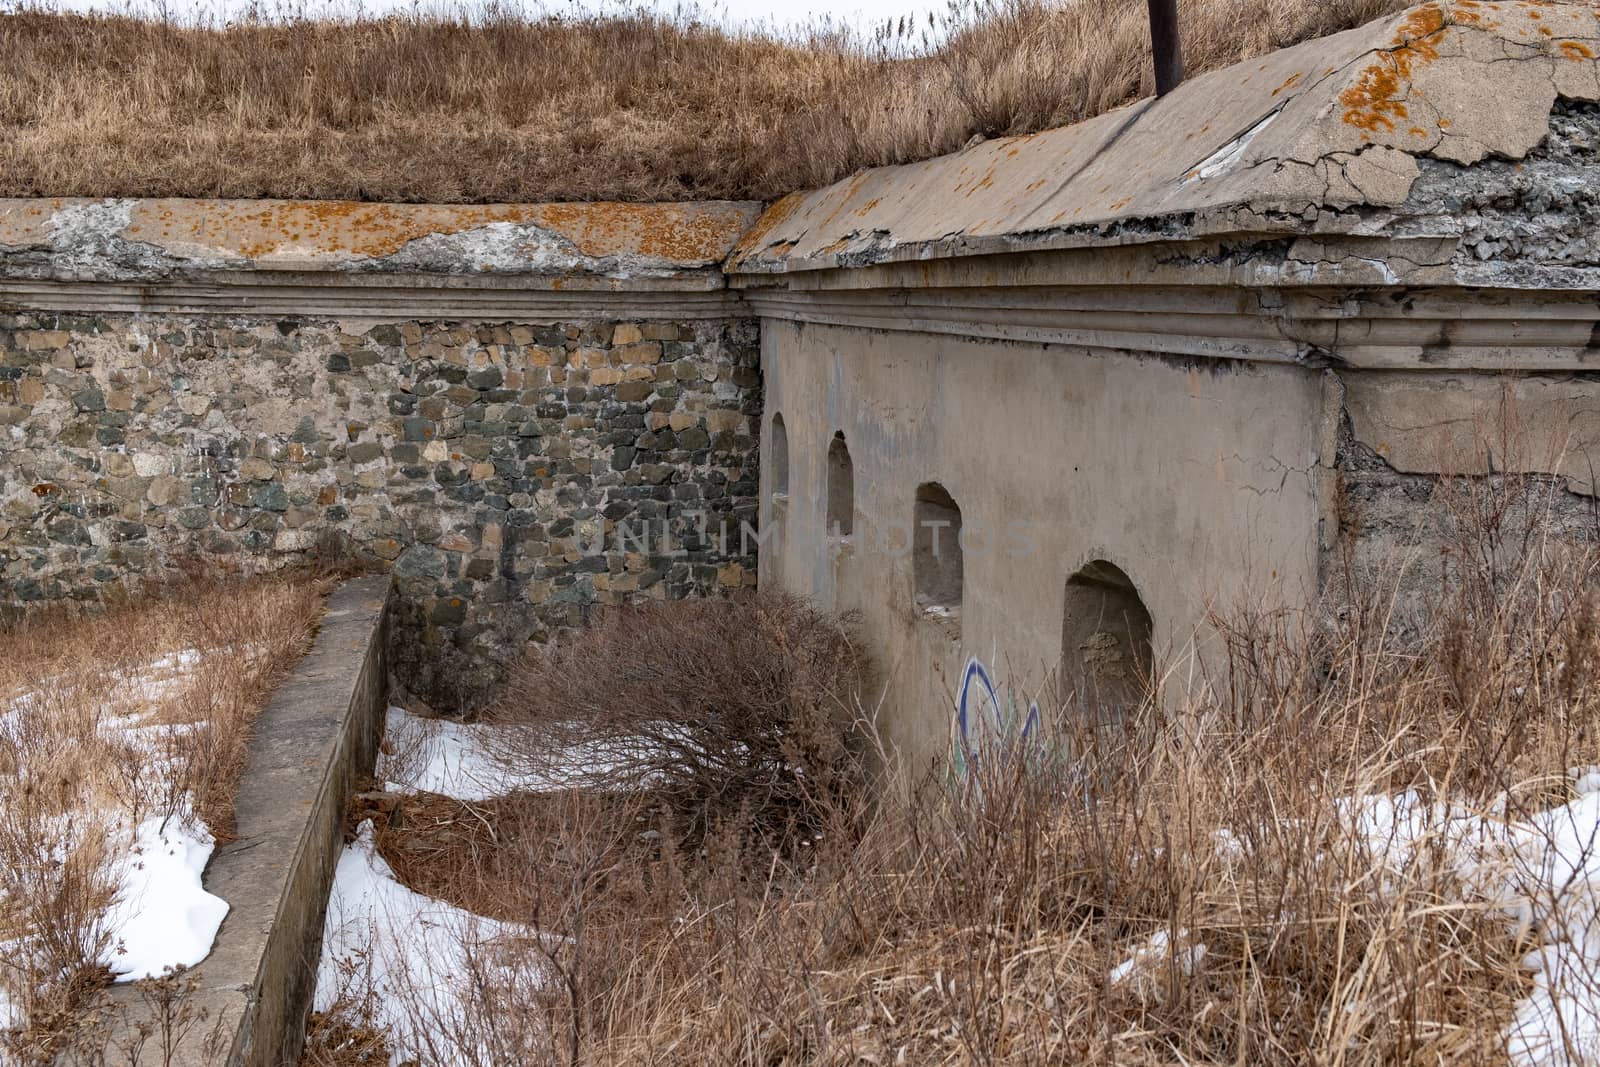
[1146,0,1184,97]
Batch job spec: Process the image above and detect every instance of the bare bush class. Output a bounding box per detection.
[486,591,868,846]
[0,0,1411,203]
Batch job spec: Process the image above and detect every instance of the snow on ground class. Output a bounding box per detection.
[1083,776,1600,1063]
[367,704,1600,1064]
[1,648,228,1029]
[381,705,631,801]
[101,806,228,982]
[314,822,538,1064]
[1334,775,1600,1066]
[1108,927,1207,986]
[314,705,615,1064]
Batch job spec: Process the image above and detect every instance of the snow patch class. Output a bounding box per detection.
[381,705,629,801]
[1108,927,1208,986]
[1332,787,1600,1066]
[2,645,229,1036]
[102,810,228,982]
[314,821,538,1065]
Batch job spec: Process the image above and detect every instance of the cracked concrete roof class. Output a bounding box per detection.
[728,0,1600,275]
[0,198,762,282]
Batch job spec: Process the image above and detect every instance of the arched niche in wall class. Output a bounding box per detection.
[826,432,854,538]
[769,413,789,503]
[913,482,963,625]
[1060,559,1153,717]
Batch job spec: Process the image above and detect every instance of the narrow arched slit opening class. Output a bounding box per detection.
[769,413,789,503]
[913,482,962,625]
[827,432,854,539]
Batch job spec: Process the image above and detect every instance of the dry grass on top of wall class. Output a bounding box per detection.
[0,0,1408,204]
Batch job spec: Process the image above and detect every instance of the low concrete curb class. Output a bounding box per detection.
[107,575,391,1066]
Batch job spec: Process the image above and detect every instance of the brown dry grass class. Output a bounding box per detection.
[315,473,1600,1066]
[0,573,329,1060]
[0,0,1408,203]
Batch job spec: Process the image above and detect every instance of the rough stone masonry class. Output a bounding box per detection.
[0,310,759,701]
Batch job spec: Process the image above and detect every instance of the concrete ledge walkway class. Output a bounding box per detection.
[102,575,391,1067]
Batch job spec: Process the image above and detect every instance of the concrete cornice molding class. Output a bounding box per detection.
[0,271,747,322]
[9,255,1600,371]
[743,282,1600,371]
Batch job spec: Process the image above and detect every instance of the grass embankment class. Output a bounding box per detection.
[0,574,329,1061]
[0,0,1406,204]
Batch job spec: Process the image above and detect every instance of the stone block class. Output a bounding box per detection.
[240,457,277,481]
[615,342,662,365]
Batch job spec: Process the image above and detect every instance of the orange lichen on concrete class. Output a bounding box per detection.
[533,202,752,264]
[124,200,545,260]
[1560,39,1596,58]
[811,173,871,234]
[1339,2,1448,133]
[114,199,754,266]
[1271,72,1305,97]
[729,191,805,259]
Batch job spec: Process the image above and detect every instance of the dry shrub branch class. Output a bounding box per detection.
[0,0,1408,203]
[584,486,1598,1064]
[487,591,869,847]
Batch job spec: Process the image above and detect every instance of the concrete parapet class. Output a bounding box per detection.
[93,575,391,1067]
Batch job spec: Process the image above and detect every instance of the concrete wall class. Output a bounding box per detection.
[758,319,1325,767]
[728,1,1600,764]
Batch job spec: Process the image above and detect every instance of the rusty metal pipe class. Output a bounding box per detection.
[1146,0,1184,97]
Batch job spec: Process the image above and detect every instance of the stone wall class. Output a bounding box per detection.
[0,310,760,702]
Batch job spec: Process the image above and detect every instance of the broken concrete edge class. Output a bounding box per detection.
[0,199,762,283]
[725,1,1600,278]
[5,4,1600,294]
[91,574,391,1067]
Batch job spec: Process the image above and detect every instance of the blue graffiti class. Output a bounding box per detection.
[951,656,1042,780]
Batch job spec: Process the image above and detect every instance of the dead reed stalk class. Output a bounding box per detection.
[332,470,1600,1066]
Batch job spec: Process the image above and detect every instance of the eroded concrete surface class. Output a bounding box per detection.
[729,1,1600,279]
[0,199,761,281]
[758,322,1327,767]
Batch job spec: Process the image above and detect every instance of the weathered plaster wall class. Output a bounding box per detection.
[729,1,1600,766]
[759,319,1325,768]
[1332,369,1600,626]
[0,310,759,702]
